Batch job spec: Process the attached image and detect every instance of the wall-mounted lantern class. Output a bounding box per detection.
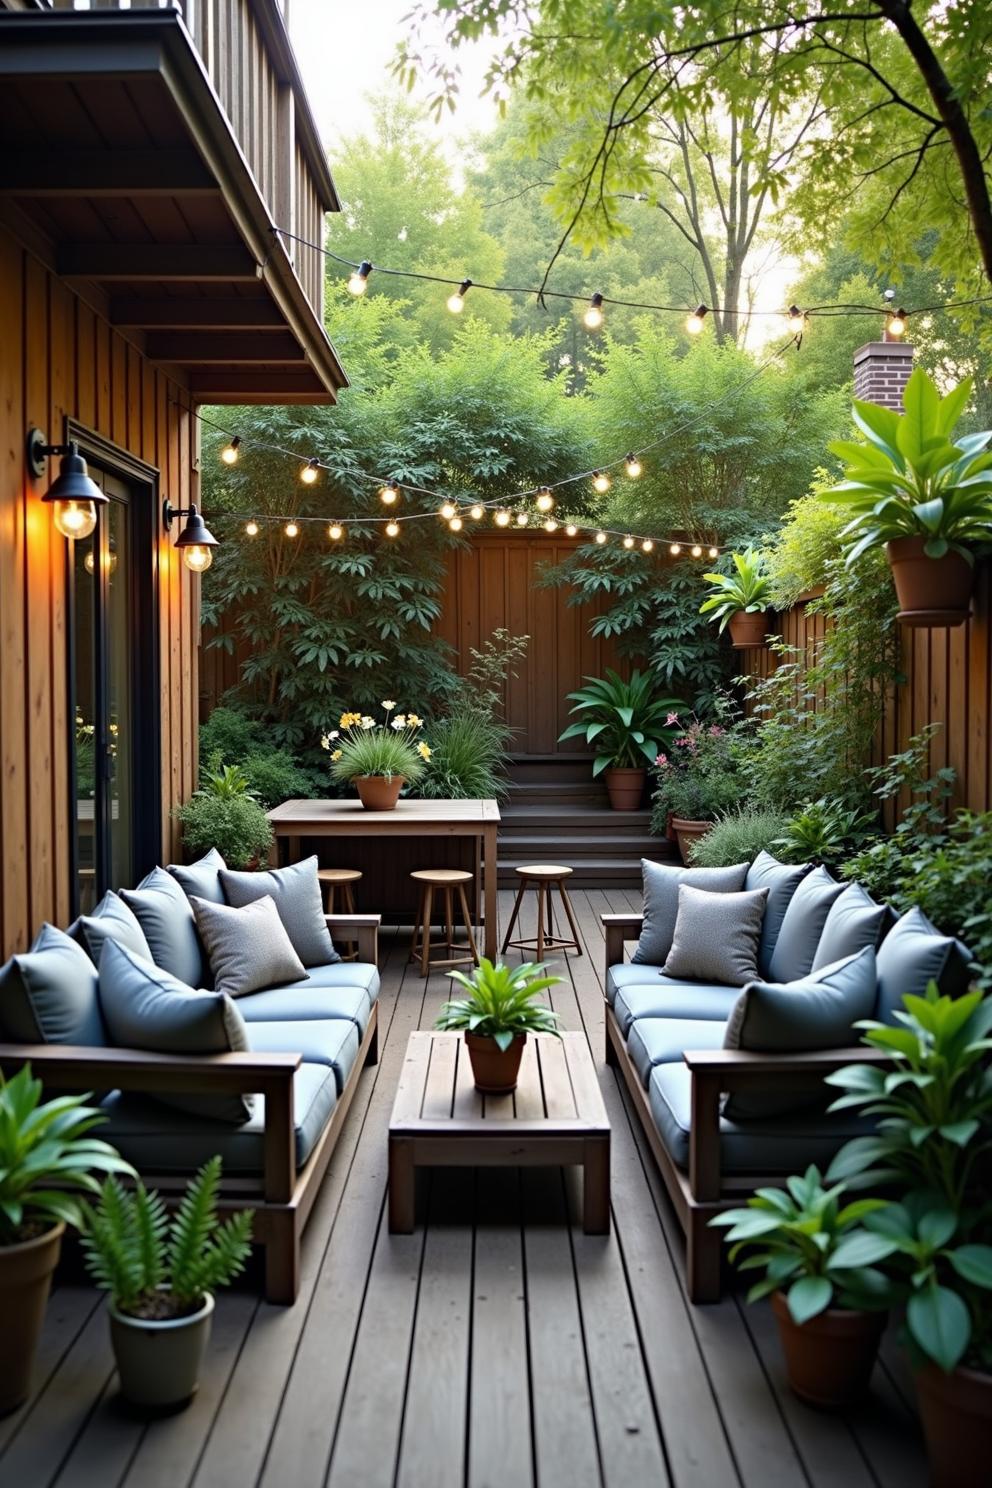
[27,428,108,539]
[163,499,219,572]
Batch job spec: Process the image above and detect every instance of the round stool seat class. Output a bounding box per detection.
[516,863,573,881]
[410,868,474,886]
[317,867,362,885]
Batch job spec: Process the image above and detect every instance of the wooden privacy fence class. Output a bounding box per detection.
[736,561,992,818]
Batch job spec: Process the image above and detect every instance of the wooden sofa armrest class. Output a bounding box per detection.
[326,913,380,966]
[601,913,644,977]
[0,1044,301,1205]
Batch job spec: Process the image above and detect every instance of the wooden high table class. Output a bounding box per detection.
[267,797,501,960]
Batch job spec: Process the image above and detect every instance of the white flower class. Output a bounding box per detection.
[382,699,397,710]
[391,716,407,730]
[360,715,376,730]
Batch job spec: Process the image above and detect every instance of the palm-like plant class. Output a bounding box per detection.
[820,369,992,565]
[0,1066,133,1244]
[559,669,684,775]
[436,959,562,1050]
[698,548,772,631]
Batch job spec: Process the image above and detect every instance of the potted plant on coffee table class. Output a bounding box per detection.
[711,1164,892,1409]
[0,1065,133,1413]
[81,1156,252,1412]
[559,669,684,810]
[325,702,430,811]
[435,958,563,1093]
[699,547,773,648]
[819,368,992,626]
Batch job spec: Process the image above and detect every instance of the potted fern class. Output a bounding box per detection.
[558,670,684,810]
[699,548,773,648]
[435,959,563,1092]
[81,1158,252,1410]
[324,702,430,811]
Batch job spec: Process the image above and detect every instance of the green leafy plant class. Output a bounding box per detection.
[199,756,255,800]
[699,547,772,631]
[651,709,748,824]
[772,796,876,870]
[0,1066,133,1245]
[239,750,322,810]
[687,807,791,866]
[81,1158,253,1320]
[435,958,563,1050]
[418,711,511,801]
[173,793,273,869]
[199,707,265,766]
[326,703,429,785]
[710,1165,890,1323]
[560,669,684,775]
[820,370,992,565]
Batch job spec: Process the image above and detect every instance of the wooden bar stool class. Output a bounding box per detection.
[501,864,583,963]
[409,869,480,978]
[318,867,362,960]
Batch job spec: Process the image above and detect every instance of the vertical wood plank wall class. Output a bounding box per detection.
[0,225,199,960]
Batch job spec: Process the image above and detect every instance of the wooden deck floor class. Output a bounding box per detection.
[1,889,926,1488]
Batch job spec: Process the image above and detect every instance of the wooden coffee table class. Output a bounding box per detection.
[388,1031,611,1233]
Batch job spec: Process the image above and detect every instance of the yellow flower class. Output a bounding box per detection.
[339,710,361,729]
[417,741,432,760]
[406,713,423,728]
[382,699,397,710]
[331,748,342,761]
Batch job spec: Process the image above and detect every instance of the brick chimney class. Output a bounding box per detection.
[853,339,915,410]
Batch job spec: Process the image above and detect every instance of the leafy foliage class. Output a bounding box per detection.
[771,797,876,872]
[418,712,512,801]
[559,669,683,774]
[436,959,563,1051]
[173,793,273,870]
[199,707,265,765]
[687,808,791,868]
[240,751,322,810]
[699,548,772,631]
[651,710,747,824]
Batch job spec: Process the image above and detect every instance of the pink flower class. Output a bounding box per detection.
[675,736,689,747]
[655,753,668,768]
[666,711,679,725]
[709,724,723,736]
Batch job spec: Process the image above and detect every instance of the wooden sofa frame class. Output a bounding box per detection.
[0,914,381,1305]
[602,914,891,1302]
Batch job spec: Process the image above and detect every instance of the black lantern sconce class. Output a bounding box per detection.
[163,499,219,573]
[27,428,108,540]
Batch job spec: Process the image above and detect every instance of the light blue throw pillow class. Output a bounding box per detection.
[0,922,106,1046]
[875,906,973,1024]
[632,859,749,965]
[121,867,207,988]
[811,882,887,971]
[168,846,227,905]
[77,891,152,967]
[745,851,811,977]
[766,865,845,984]
[220,856,339,967]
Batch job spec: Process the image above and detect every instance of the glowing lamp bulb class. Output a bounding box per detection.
[300,459,319,485]
[887,308,907,337]
[449,516,463,532]
[182,544,213,573]
[469,504,484,521]
[565,524,578,537]
[516,512,529,527]
[439,502,457,521]
[285,522,299,539]
[669,543,681,556]
[447,279,472,314]
[83,547,116,575]
[54,500,97,539]
[641,539,654,553]
[494,509,511,527]
[622,535,635,550]
[591,471,611,494]
[220,436,241,465]
[625,454,642,479]
[385,520,400,538]
[686,304,707,335]
[536,488,554,513]
[245,520,259,537]
[380,484,399,505]
[583,293,604,330]
[691,544,703,558]
[347,261,372,296]
[708,545,719,559]
[595,531,607,545]
[328,523,344,541]
[543,518,558,533]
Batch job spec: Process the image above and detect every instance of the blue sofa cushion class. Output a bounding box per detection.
[613,979,742,1035]
[875,906,973,1023]
[627,1017,726,1088]
[766,865,845,983]
[723,948,877,1119]
[0,922,106,1046]
[220,856,340,968]
[121,866,208,988]
[745,851,810,977]
[168,847,226,905]
[237,962,380,1034]
[606,962,654,1007]
[811,882,888,971]
[247,1018,361,1097]
[77,890,152,966]
[632,859,748,966]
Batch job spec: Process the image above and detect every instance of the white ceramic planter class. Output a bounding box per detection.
[109,1292,214,1410]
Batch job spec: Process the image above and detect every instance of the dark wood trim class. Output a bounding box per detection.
[0,147,218,196]
[110,297,286,330]
[189,369,327,398]
[57,243,259,282]
[145,331,306,364]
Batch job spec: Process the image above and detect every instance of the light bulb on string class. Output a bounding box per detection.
[328,523,344,541]
[285,521,299,539]
[379,483,399,505]
[622,535,635,549]
[536,487,555,513]
[624,453,642,479]
[469,504,484,521]
[686,304,708,335]
[641,539,654,553]
[494,509,511,527]
[708,545,719,559]
[245,520,259,537]
[669,542,681,556]
[347,260,372,296]
[886,307,908,337]
[583,293,604,330]
[691,543,703,558]
[595,531,607,545]
[787,305,805,326]
[385,520,400,538]
[439,502,457,521]
[446,279,472,314]
[449,515,463,532]
[543,518,558,533]
[565,524,578,537]
[516,512,529,527]
[591,471,611,494]
[300,458,320,485]
[220,436,241,465]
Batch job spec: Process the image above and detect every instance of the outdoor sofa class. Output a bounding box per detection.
[603,851,973,1301]
[0,850,380,1304]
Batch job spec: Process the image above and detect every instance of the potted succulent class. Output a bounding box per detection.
[820,368,992,626]
[699,547,773,648]
[435,958,563,1093]
[825,983,992,1486]
[324,702,430,811]
[651,713,743,861]
[559,669,684,811]
[711,1165,891,1409]
[81,1157,252,1411]
[0,1066,133,1413]
[174,756,273,868]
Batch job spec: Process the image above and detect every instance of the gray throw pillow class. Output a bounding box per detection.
[77,891,152,966]
[220,856,339,967]
[875,906,973,1024]
[745,851,811,977]
[766,865,845,984]
[811,882,887,971]
[99,939,252,1123]
[168,847,227,905]
[0,923,106,1046]
[191,894,307,999]
[662,885,769,987]
[121,867,208,988]
[723,947,877,1119]
[632,859,749,965]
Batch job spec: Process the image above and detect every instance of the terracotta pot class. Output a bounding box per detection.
[354,775,404,811]
[670,817,712,863]
[604,767,645,811]
[885,536,974,627]
[728,610,770,649]
[0,1222,64,1415]
[465,1032,526,1094]
[916,1361,992,1488]
[109,1292,215,1411]
[772,1291,886,1410]
[665,809,676,842]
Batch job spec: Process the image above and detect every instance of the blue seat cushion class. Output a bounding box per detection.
[627,1017,726,1088]
[97,1061,337,1175]
[613,979,742,1034]
[247,1018,361,1097]
[648,1063,871,1175]
[237,962,379,1033]
[606,961,653,1007]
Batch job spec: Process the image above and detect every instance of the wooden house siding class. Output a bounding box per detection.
[0,223,199,960]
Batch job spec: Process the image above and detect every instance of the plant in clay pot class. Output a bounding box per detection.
[435,958,563,1093]
[559,669,683,811]
[650,710,744,860]
[174,754,273,869]
[698,547,773,648]
[0,1066,133,1414]
[819,368,992,627]
[711,1165,891,1409]
[325,702,429,810]
[81,1157,252,1412]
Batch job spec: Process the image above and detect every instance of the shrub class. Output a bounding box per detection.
[772,797,876,871]
[650,710,749,827]
[688,808,791,866]
[241,750,321,809]
[174,793,273,869]
[199,707,264,764]
[418,712,512,801]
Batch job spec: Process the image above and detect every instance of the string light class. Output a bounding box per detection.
[686,305,708,335]
[641,539,654,553]
[495,509,511,527]
[245,520,259,537]
[300,458,320,485]
[385,520,400,537]
[886,307,908,337]
[285,521,299,538]
[691,543,703,558]
[670,543,681,556]
[622,535,635,549]
[624,454,642,478]
[583,293,604,330]
[469,503,484,520]
[787,305,805,325]
[220,436,241,465]
[516,512,529,526]
[595,531,607,544]
[708,545,719,559]
[592,471,611,494]
[536,487,555,513]
[380,483,399,505]
[439,501,457,521]
[347,260,372,296]
[449,515,463,532]
[447,278,472,314]
[328,523,344,540]
[565,523,578,537]
[544,518,558,533]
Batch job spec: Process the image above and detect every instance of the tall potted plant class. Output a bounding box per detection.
[559,670,683,810]
[324,703,430,811]
[435,958,562,1093]
[820,368,992,626]
[0,1066,133,1413]
[699,547,773,648]
[81,1157,252,1411]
